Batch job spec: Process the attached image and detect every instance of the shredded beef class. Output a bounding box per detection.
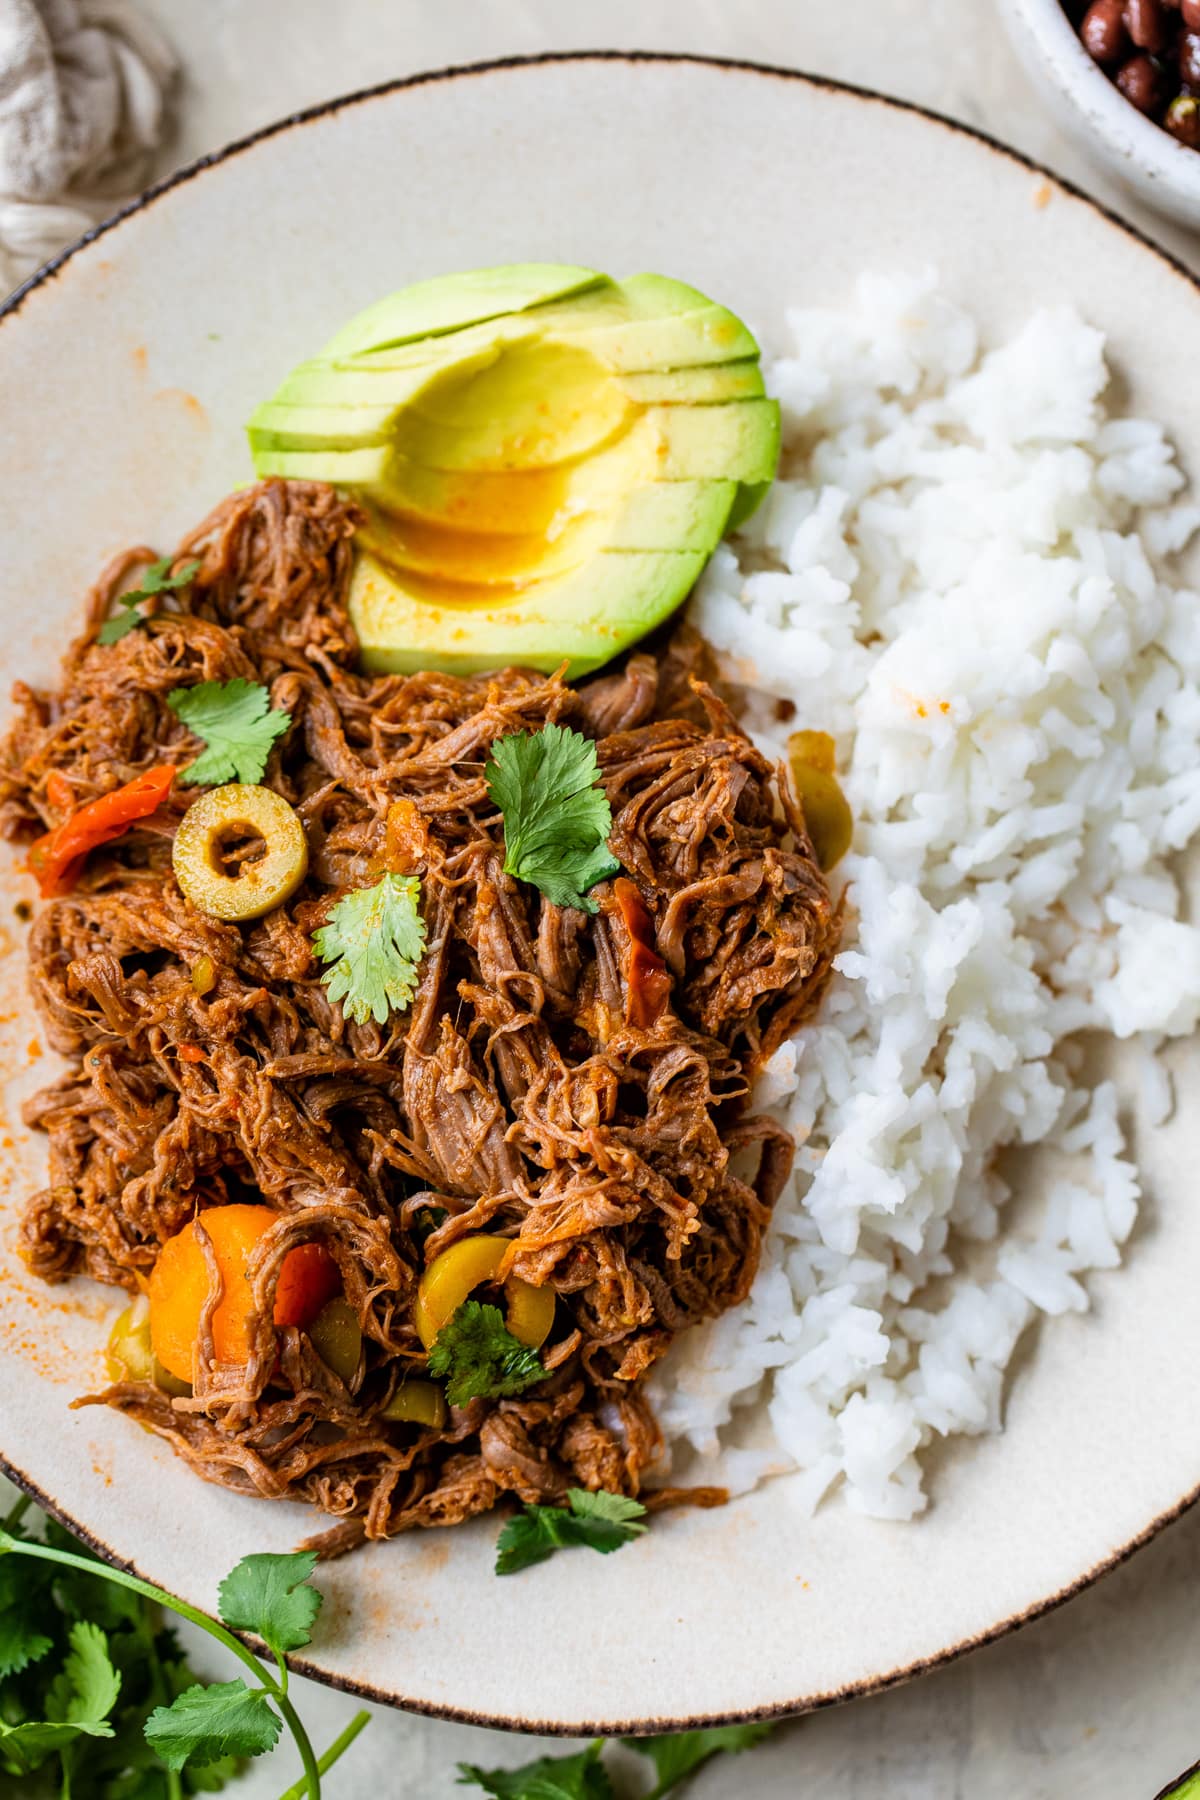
[0,479,840,1551]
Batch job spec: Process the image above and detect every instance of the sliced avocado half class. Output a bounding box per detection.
[247,264,779,676]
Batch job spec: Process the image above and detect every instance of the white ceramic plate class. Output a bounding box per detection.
[3,54,1200,1735]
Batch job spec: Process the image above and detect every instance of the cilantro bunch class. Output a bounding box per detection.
[0,1492,367,1797]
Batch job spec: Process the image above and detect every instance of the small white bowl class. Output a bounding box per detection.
[1002,0,1200,229]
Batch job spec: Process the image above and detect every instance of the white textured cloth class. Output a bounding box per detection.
[0,0,175,289]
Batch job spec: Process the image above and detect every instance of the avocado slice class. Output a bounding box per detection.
[618,360,764,403]
[328,304,759,377]
[320,263,603,357]
[348,546,709,677]
[247,264,779,676]
[247,358,765,449]
[351,479,736,590]
[252,401,778,491]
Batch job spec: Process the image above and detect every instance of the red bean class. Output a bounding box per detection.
[1181,27,1200,80]
[1166,91,1200,138]
[1082,0,1129,61]
[1126,0,1171,48]
[1117,50,1166,106]
[1181,0,1200,26]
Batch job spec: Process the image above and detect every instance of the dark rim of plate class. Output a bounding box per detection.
[1,48,1199,1739]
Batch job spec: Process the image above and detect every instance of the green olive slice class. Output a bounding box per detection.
[788,730,853,872]
[173,784,308,921]
[106,1299,190,1397]
[308,1296,362,1383]
[382,1378,447,1429]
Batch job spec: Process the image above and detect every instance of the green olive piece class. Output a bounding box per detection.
[106,1299,191,1398]
[173,784,308,921]
[788,730,853,872]
[308,1296,362,1383]
[382,1378,448,1430]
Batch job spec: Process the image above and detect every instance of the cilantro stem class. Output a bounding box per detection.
[0,1532,321,1798]
[138,1605,184,1800]
[1,1492,31,1532]
[0,1533,271,1680]
[276,1709,371,1800]
[273,1689,323,1800]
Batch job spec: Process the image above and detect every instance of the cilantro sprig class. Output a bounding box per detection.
[486,722,620,914]
[460,1739,613,1799]
[428,1299,546,1409]
[459,1720,776,1799]
[0,1620,120,1777]
[313,871,426,1026]
[97,556,201,645]
[622,1724,776,1795]
[0,1492,368,1797]
[494,1487,647,1577]
[168,679,292,786]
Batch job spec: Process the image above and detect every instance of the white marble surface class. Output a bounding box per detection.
[11,0,1200,1793]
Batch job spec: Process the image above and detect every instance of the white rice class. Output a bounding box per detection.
[647,270,1200,1520]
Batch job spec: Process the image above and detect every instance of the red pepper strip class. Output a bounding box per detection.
[613,876,672,1029]
[29,765,177,898]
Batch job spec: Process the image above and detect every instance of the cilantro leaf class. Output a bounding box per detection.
[494,1487,647,1576]
[97,556,200,645]
[622,1722,776,1793]
[0,1715,114,1775]
[564,1489,650,1552]
[186,1755,244,1792]
[486,723,620,913]
[493,1506,575,1576]
[44,1516,146,1632]
[46,1619,122,1723]
[217,1550,322,1661]
[129,555,202,598]
[144,1679,281,1771]
[457,1739,614,1799]
[428,1300,546,1409]
[0,1539,53,1676]
[0,1620,121,1775]
[168,679,291,786]
[313,872,426,1025]
[97,607,143,645]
